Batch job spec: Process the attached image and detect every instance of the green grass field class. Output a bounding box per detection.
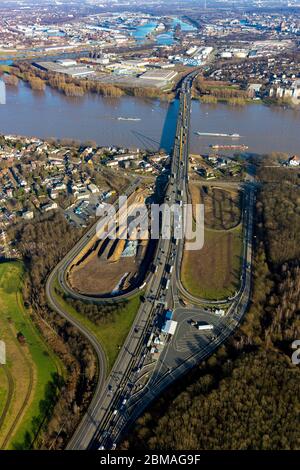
[52,278,141,371]
[181,226,243,300]
[0,261,62,449]
[0,368,8,412]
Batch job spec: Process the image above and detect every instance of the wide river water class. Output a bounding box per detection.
[133,17,197,46]
[0,81,299,155]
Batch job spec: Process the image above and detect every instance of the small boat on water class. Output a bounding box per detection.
[196,132,241,138]
[117,117,141,121]
[210,144,248,150]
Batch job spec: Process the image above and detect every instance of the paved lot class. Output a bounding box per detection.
[64,194,104,227]
[154,308,227,372]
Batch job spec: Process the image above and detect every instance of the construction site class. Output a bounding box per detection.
[67,188,153,296]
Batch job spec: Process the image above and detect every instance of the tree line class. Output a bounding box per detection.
[7,62,174,100]
[193,76,248,105]
[60,293,130,326]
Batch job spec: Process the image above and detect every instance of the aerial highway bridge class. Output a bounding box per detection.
[46,69,256,450]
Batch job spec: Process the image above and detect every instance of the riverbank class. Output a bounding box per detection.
[192,76,300,109]
[0,63,178,101]
[195,93,300,109]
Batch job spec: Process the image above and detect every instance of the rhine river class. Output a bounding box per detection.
[0,81,299,155]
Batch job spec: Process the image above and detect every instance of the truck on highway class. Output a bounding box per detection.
[153,264,159,274]
[167,264,174,274]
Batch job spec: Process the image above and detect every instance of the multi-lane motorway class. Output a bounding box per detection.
[88,73,255,450]
[46,69,256,450]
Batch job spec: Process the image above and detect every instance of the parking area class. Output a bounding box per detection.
[154,307,227,372]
